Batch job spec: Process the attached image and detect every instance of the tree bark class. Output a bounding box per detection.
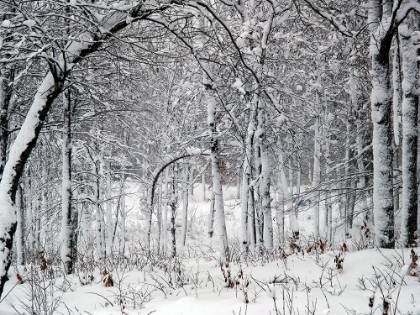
[206,85,230,259]
[60,89,77,274]
[369,0,395,248]
[181,166,189,246]
[400,24,418,247]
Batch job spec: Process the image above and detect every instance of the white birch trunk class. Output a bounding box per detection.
[240,103,256,250]
[163,168,169,255]
[201,171,206,201]
[369,0,395,248]
[399,25,418,247]
[94,161,105,260]
[206,89,230,259]
[16,185,24,266]
[279,152,292,242]
[259,107,273,250]
[181,166,189,246]
[208,190,215,239]
[313,114,321,240]
[60,89,75,274]
[106,163,113,258]
[120,173,126,254]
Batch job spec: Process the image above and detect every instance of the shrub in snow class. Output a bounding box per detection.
[102,269,114,287]
[409,249,419,276]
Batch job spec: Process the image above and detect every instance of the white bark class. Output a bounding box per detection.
[181,166,189,246]
[259,106,273,250]
[201,171,206,201]
[206,89,230,259]
[60,89,75,274]
[240,103,256,250]
[105,163,113,258]
[369,0,395,248]
[163,169,169,255]
[400,24,418,247]
[120,173,126,254]
[278,152,291,242]
[208,190,215,239]
[16,185,24,266]
[313,114,321,240]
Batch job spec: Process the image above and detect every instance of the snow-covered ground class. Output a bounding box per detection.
[1,183,419,315]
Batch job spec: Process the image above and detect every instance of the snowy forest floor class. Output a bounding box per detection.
[0,183,419,315]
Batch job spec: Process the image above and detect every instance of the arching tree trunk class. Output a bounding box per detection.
[0,4,172,297]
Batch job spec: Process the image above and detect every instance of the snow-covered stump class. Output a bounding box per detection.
[400,25,418,247]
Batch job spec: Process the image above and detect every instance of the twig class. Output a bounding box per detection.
[86,291,114,307]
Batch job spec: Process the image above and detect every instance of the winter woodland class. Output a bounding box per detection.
[0,0,420,314]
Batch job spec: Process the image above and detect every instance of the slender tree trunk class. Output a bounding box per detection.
[354,57,368,222]
[400,25,418,247]
[323,97,332,242]
[237,171,241,199]
[392,38,402,223]
[16,185,24,265]
[170,165,177,258]
[156,181,162,254]
[259,105,273,250]
[119,171,126,254]
[105,162,113,258]
[248,187,256,249]
[163,168,169,255]
[60,89,77,274]
[146,185,153,253]
[344,112,351,236]
[202,170,206,201]
[95,161,105,260]
[369,0,395,248]
[206,86,230,259]
[189,164,194,196]
[181,166,189,246]
[313,114,321,240]
[279,152,295,240]
[295,154,302,238]
[254,143,263,252]
[208,190,215,239]
[0,68,12,181]
[240,102,256,251]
